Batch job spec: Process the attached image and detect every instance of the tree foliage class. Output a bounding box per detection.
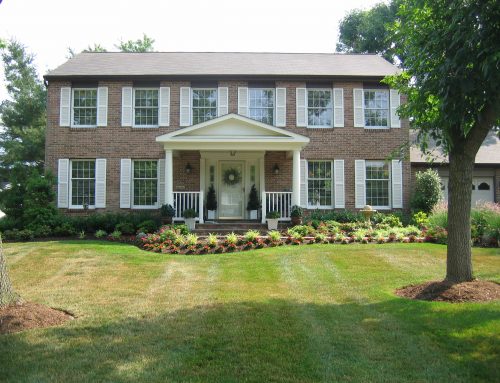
[336,1,400,63]
[410,169,443,213]
[386,0,500,282]
[115,34,155,53]
[0,40,46,172]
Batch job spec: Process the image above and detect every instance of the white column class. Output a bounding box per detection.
[260,156,266,223]
[292,149,301,206]
[165,149,174,205]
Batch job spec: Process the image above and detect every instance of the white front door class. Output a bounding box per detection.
[472,177,494,206]
[219,161,245,219]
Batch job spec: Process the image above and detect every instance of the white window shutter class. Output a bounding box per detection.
[333,88,344,128]
[275,87,286,127]
[121,87,133,127]
[353,88,364,127]
[390,89,401,128]
[296,88,307,127]
[334,160,345,208]
[217,87,228,117]
[57,159,69,208]
[59,87,71,127]
[238,87,248,116]
[355,160,366,208]
[300,159,308,207]
[180,87,191,126]
[120,159,132,208]
[97,87,108,127]
[95,159,107,208]
[391,159,403,208]
[158,159,166,206]
[159,87,170,127]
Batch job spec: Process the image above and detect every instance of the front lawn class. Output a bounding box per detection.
[1,241,499,382]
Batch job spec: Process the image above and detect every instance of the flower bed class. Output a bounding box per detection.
[137,224,427,255]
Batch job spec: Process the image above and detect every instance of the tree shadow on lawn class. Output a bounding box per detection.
[0,299,498,383]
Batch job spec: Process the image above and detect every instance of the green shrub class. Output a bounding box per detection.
[182,209,197,219]
[380,214,402,228]
[268,230,281,242]
[412,211,430,228]
[287,225,314,237]
[173,224,189,235]
[115,222,135,235]
[207,233,218,247]
[137,220,157,234]
[185,233,198,246]
[266,210,280,219]
[31,225,52,238]
[428,203,448,229]
[160,204,175,218]
[309,209,362,223]
[95,230,107,238]
[244,229,260,243]
[225,232,238,245]
[53,222,77,237]
[410,169,443,213]
[110,230,122,240]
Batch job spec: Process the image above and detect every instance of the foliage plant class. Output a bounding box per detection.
[182,209,197,219]
[410,169,443,213]
[290,205,303,218]
[206,185,217,211]
[207,233,218,248]
[266,211,280,219]
[244,230,260,243]
[246,184,260,211]
[160,204,175,218]
[95,230,107,239]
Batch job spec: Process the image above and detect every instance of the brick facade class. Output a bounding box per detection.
[46,78,411,214]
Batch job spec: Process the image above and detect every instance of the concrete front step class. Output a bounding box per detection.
[193,221,288,235]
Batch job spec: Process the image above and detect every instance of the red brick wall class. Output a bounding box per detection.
[46,78,411,213]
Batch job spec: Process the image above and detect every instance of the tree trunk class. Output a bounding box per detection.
[446,151,475,283]
[0,235,20,307]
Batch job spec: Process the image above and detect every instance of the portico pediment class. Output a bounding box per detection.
[156,113,309,151]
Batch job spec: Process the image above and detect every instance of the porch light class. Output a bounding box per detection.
[273,164,280,175]
[185,163,192,174]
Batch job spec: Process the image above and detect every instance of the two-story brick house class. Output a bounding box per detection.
[44,52,409,223]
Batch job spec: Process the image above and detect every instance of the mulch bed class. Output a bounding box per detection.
[0,302,74,335]
[396,280,500,303]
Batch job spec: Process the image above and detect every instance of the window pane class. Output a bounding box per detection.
[133,161,158,206]
[134,89,159,126]
[365,161,389,207]
[248,88,274,124]
[307,90,333,126]
[73,89,97,126]
[192,89,217,124]
[71,160,96,206]
[307,161,333,207]
[364,90,389,127]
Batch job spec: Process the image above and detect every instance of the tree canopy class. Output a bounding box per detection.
[115,34,155,53]
[387,0,500,282]
[336,1,400,63]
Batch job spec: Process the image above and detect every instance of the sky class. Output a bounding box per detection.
[0,0,383,99]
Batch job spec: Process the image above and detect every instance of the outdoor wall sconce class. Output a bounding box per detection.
[185,163,192,174]
[230,151,236,156]
[273,164,280,175]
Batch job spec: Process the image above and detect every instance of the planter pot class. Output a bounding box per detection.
[161,216,173,225]
[184,218,196,231]
[207,210,216,220]
[291,216,302,226]
[249,210,258,220]
[267,218,279,230]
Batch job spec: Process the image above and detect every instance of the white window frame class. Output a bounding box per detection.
[248,88,275,125]
[192,88,218,125]
[69,159,96,209]
[133,88,159,128]
[307,88,333,129]
[363,89,390,129]
[71,88,98,128]
[131,160,159,209]
[307,160,334,209]
[365,160,391,210]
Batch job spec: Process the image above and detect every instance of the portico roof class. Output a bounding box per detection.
[156,113,310,151]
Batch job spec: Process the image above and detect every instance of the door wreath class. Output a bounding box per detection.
[223,168,241,186]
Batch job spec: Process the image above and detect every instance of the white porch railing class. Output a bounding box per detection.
[173,191,204,223]
[261,192,292,223]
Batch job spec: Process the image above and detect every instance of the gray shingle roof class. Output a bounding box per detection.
[410,130,500,165]
[44,52,399,78]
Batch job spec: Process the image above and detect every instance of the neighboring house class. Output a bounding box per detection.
[44,52,409,222]
[410,130,500,206]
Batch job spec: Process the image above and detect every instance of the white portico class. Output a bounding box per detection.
[156,114,309,222]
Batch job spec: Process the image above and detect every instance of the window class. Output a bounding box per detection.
[366,161,390,208]
[72,89,97,126]
[192,89,217,124]
[364,90,389,128]
[70,160,95,207]
[249,88,274,124]
[307,161,333,207]
[478,182,490,190]
[307,89,333,127]
[134,89,159,126]
[133,160,158,207]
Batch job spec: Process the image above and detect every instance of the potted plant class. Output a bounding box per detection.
[206,185,217,220]
[266,210,281,230]
[290,205,303,226]
[247,184,261,220]
[182,208,197,231]
[160,203,175,224]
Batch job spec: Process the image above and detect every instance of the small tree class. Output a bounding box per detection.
[247,184,260,211]
[0,235,21,307]
[206,185,217,211]
[410,169,443,213]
